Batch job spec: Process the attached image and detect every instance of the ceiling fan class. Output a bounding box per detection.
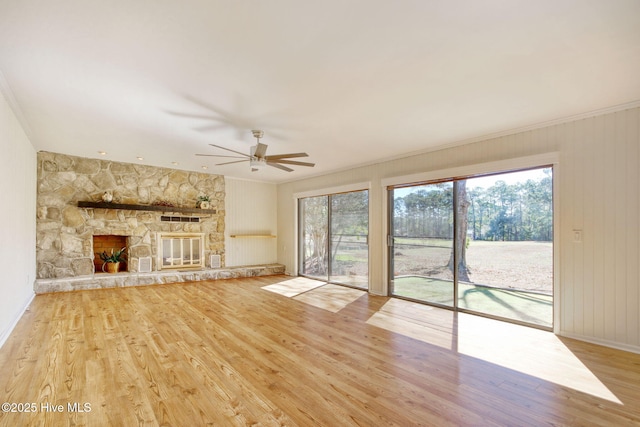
[196,130,315,172]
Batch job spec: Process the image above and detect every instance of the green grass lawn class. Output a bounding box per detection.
[393,240,553,293]
[393,275,552,328]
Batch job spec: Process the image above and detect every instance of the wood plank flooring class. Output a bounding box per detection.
[1,275,640,426]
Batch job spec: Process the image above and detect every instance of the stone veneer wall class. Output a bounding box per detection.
[36,151,225,280]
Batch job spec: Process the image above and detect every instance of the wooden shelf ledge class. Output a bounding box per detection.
[78,201,217,214]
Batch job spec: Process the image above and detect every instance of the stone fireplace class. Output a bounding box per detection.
[35,152,225,281]
[34,152,285,294]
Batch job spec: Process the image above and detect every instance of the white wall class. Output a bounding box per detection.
[277,105,640,353]
[0,79,37,348]
[225,178,277,266]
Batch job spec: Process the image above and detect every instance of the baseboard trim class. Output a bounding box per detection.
[558,331,640,355]
[0,292,35,350]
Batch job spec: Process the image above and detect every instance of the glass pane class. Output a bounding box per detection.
[162,239,171,267]
[391,182,454,306]
[182,239,191,265]
[192,238,200,262]
[172,238,181,266]
[329,191,369,288]
[460,168,553,327]
[300,196,328,280]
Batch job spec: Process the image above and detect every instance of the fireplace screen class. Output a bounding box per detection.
[158,233,204,270]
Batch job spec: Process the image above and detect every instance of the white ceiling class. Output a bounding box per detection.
[1,1,639,183]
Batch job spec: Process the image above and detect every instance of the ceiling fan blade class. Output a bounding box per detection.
[216,159,249,166]
[165,111,220,120]
[271,159,315,167]
[265,153,309,160]
[209,144,250,157]
[267,162,294,172]
[193,124,229,132]
[253,142,268,158]
[196,154,247,158]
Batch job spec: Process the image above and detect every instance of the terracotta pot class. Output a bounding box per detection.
[103,262,120,273]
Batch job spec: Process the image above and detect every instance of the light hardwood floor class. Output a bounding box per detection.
[1,275,640,426]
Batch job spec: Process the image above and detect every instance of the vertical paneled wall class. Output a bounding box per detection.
[277,106,640,352]
[0,86,37,346]
[225,178,277,266]
[558,109,640,350]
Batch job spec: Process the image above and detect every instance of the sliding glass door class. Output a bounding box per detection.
[300,190,369,289]
[389,167,553,329]
[300,196,328,280]
[329,191,369,288]
[390,182,455,306]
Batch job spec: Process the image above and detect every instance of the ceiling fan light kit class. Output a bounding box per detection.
[196,130,315,173]
[249,157,267,171]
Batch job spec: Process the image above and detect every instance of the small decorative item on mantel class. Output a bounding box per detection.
[152,200,175,207]
[98,247,126,273]
[196,195,211,209]
[102,191,113,203]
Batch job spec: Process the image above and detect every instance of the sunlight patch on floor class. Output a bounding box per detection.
[293,284,366,313]
[366,298,621,404]
[263,278,366,313]
[262,277,326,297]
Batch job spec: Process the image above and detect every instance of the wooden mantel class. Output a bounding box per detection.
[77,201,217,214]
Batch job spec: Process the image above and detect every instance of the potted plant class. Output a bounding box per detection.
[98,247,126,273]
[196,195,211,209]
